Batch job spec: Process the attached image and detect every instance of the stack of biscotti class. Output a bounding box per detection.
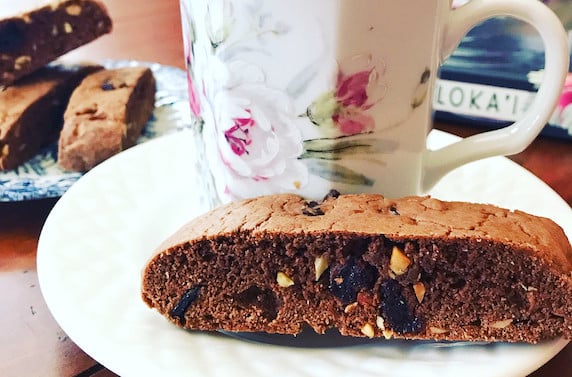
[0,63,102,170]
[0,0,157,172]
[0,0,112,87]
[142,192,572,344]
[0,0,113,171]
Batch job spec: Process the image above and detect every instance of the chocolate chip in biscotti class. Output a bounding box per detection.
[170,286,202,324]
[329,257,378,304]
[380,279,424,334]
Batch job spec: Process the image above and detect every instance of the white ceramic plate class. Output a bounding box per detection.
[0,60,191,202]
[37,129,571,377]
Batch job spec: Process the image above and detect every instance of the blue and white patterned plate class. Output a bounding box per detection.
[0,60,192,202]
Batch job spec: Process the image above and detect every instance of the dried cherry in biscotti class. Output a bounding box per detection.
[329,257,378,304]
[100,80,115,91]
[380,279,424,334]
[323,189,341,201]
[0,20,25,53]
[170,285,201,324]
[302,206,325,216]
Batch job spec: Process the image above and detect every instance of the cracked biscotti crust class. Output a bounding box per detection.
[0,0,112,87]
[0,63,102,170]
[57,66,156,172]
[141,192,572,343]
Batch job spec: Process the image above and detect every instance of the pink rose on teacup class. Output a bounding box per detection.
[212,82,308,199]
[306,55,386,137]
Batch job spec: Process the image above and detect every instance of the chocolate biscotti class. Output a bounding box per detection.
[142,192,572,344]
[58,66,156,171]
[0,63,101,170]
[0,0,112,87]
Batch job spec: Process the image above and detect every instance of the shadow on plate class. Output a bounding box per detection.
[218,328,489,349]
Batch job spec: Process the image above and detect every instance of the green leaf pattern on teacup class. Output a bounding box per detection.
[205,1,234,49]
[305,92,338,130]
[299,135,398,184]
[304,159,375,187]
[300,136,398,161]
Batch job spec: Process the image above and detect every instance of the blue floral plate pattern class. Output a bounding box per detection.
[0,60,191,202]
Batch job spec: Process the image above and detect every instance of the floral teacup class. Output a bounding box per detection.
[181,0,569,201]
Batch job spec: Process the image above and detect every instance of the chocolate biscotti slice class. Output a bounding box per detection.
[0,62,101,170]
[142,192,572,344]
[0,0,112,87]
[57,66,156,172]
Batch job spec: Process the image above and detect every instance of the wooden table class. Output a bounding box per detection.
[1,1,570,376]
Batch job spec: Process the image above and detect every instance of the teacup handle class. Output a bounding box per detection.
[422,0,569,192]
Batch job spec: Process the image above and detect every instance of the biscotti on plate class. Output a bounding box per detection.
[0,63,101,170]
[58,66,156,172]
[141,192,572,344]
[0,0,112,87]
